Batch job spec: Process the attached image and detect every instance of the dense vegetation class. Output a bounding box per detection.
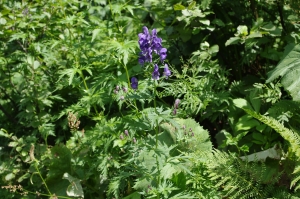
[1,0,300,198]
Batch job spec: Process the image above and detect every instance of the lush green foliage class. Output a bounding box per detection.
[1,0,300,198]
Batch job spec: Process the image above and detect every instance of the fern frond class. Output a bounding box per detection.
[233,99,300,157]
[207,150,268,199]
[234,98,300,192]
[291,162,300,191]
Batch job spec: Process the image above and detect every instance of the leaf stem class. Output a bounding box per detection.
[34,161,52,196]
[153,80,160,197]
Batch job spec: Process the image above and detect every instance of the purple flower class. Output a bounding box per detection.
[163,64,171,78]
[120,134,124,140]
[120,96,125,100]
[131,77,138,90]
[174,99,180,109]
[138,26,167,65]
[159,48,167,62]
[152,64,160,80]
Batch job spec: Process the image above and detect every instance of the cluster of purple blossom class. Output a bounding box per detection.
[138,26,167,65]
[131,26,171,90]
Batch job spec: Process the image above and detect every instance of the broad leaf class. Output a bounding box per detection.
[267,44,300,101]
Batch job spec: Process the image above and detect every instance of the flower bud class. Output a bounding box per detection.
[174,99,180,109]
[122,87,128,92]
[124,130,129,136]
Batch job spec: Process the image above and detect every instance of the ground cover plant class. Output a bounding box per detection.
[1,0,300,198]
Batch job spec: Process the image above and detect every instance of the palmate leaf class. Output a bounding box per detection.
[266,43,300,101]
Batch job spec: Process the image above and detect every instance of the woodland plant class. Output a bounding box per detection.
[1,0,300,199]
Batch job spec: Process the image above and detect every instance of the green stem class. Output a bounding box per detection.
[123,63,139,112]
[123,64,131,88]
[34,161,52,196]
[78,71,99,115]
[19,188,72,199]
[153,81,160,197]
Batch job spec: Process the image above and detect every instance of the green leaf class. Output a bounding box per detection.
[113,139,127,148]
[5,173,15,181]
[233,98,254,111]
[188,1,196,10]
[199,19,210,26]
[267,44,300,101]
[0,18,7,25]
[0,129,10,138]
[252,132,265,142]
[235,115,260,131]
[123,192,141,199]
[247,31,262,38]
[8,141,18,147]
[92,29,101,42]
[225,37,241,46]
[63,173,84,198]
[174,4,186,11]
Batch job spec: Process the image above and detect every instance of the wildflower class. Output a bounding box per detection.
[152,64,160,80]
[120,134,124,140]
[131,77,138,90]
[174,99,180,109]
[116,85,120,91]
[159,48,167,62]
[120,96,125,100]
[138,26,167,65]
[124,130,129,136]
[133,137,136,143]
[163,64,171,78]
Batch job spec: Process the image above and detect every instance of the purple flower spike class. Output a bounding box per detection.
[163,64,171,78]
[131,77,138,90]
[152,64,160,80]
[138,26,167,65]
